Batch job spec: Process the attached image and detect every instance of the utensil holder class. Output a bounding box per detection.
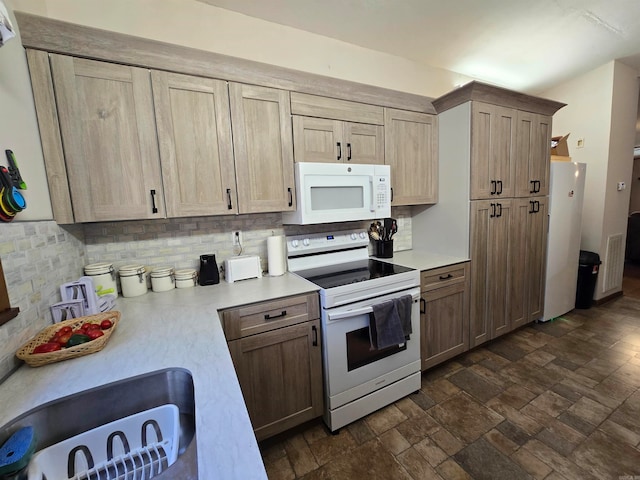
[376,240,394,258]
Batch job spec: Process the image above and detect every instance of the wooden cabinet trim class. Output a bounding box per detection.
[16,12,435,114]
[433,80,565,116]
[290,92,384,124]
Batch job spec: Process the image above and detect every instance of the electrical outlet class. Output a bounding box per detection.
[232,230,242,246]
[576,138,585,148]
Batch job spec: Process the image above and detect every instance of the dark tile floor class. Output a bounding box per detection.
[260,267,640,479]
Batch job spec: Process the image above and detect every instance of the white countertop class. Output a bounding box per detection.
[0,273,319,480]
[375,249,469,271]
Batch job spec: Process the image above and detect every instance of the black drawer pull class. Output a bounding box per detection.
[439,274,453,280]
[336,142,342,161]
[312,325,318,346]
[264,310,287,320]
[150,189,158,214]
[420,298,426,314]
[288,187,293,207]
[226,188,233,210]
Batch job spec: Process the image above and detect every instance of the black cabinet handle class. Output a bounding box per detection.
[390,187,394,203]
[490,180,496,195]
[288,187,293,207]
[534,200,540,213]
[530,180,536,194]
[529,200,534,214]
[535,180,541,193]
[312,325,318,346]
[420,298,426,315]
[497,180,503,195]
[226,188,233,210]
[264,310,286,320]
[347,143,352,161]
[150,189,158,214]
[439,274,453,280]
[337,142,342,161]
[490,203,496,218]
[496,203,503,217]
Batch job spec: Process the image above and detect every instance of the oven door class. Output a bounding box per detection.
[321,287,421,410]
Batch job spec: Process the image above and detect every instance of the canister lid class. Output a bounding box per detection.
[84,262,114,274]
[174,269,197,280]
[119,264,146,276]
[150,266,174,278]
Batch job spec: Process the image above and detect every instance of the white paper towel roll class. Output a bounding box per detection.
[267,235,287,276]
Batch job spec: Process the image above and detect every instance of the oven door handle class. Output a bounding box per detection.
[326,293,420,322]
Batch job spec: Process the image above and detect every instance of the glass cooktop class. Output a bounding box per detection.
[295,259,415,290]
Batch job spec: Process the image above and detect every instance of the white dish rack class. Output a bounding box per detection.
[28,404,179,480]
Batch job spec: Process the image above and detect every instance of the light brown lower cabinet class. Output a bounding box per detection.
[221,293,323,441]
[420,263,470,370]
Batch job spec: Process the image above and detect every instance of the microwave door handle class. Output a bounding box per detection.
[370,177,376,212]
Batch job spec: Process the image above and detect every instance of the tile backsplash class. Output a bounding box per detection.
[0,221,86,380]
[1,207,412,381]
[83,207,413,279]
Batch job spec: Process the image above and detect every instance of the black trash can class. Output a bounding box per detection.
[575,250,601,309]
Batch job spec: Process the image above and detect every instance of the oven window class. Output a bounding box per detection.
[310,186,364,211]
[346,326,406,371]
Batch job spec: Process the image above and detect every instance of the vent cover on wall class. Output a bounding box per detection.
[603,233,624,292]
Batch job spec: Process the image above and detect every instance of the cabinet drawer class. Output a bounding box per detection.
[221,293,319,340]
[421,263,468,292]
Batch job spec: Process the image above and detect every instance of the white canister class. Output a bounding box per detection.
[150,266,175,292]
[119,264,148,297]
[84,262,118,297]
[174,269,197,289]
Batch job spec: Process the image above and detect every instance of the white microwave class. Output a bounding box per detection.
[282,162,391,225]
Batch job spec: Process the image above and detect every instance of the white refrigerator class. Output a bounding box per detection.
[542,161,587,322]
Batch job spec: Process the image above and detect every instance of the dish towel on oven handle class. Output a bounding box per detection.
[395,294,413,339]
[370,299,407,350]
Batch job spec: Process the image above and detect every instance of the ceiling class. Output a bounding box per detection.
[197,0,640,94]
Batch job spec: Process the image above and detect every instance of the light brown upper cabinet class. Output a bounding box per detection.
[151,71,237,216]
[229,83,296,214]
[49,54,165,222]
[291,92,384,165]
[515,111,552,197]
[470,102,516,200]
[292,116,384,164]
[384,108,438,205]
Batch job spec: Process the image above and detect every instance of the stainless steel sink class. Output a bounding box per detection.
[0,368,197,479]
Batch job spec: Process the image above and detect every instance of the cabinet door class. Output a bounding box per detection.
[525,197,548,323]
[384,108,438,205]
[421,263,469,371]
[50,55,164,222]
[515,112,552,197]
[230,83,295,213]
[228,320,323,441]
[292,116,342,163]
[471,103,515,200]
[344,122,384,164]
[152,72,237,216]
[469,200,512,346]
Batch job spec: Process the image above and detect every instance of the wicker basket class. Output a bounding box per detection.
[16,311,121,367]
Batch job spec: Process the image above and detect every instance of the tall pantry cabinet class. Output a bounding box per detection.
[433,82,565,348]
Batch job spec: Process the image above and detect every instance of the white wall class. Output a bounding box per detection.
[10,0,472,99]
[543,60,639,299]
[0,0,52,220]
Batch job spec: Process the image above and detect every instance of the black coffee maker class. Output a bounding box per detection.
[198,254,220,285]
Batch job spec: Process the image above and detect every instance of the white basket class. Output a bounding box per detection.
[28,404,179,480]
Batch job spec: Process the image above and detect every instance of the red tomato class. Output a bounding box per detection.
[81,323,94,331]
[59,326,73,335]
[56,332,73,346]
[33,342,62,354]
[100,319,113,330]
[86,323,101,330]
[86,329,104,340]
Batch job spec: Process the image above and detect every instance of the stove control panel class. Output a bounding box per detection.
[286,229,369,257]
